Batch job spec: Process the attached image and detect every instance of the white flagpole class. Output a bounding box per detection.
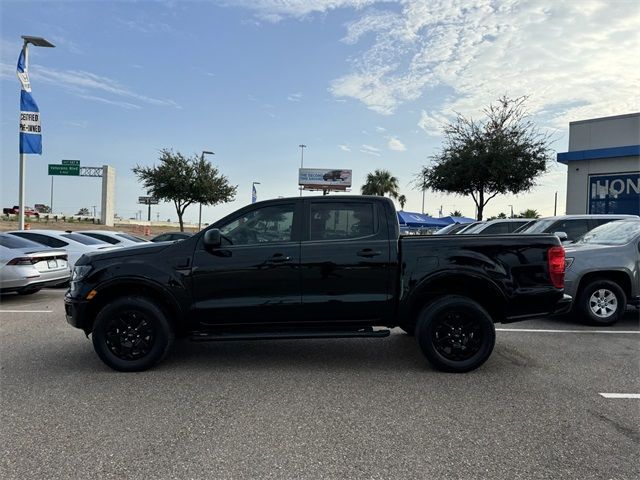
[18,41,28,230]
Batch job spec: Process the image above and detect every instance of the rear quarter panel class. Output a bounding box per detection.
[399,234,565,321]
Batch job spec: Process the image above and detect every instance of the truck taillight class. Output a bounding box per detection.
[547,246,565,289]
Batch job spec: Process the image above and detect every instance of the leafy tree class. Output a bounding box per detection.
[77,207,90,216]
[518,208,540,219]
[487,212,508,220]
[416,96,552,220]
[398,194,407,210]
[449,210,463,217]
[361,169,400,198]
[133,149,237,231]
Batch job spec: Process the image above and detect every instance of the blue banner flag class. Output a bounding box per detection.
[251,183,257,203]
[16,47,31,92]
[19,90,42,154]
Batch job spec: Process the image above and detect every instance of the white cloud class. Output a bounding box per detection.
[232,0,377,22]
[388,136,406,151]
[325,0,640,127]
[417,110,450,136]
[375,125,386,132]
[360,144,381,156]
[287,92,303,102]
[339,144,352,151]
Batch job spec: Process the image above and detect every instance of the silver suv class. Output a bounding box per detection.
[514,214,638,242]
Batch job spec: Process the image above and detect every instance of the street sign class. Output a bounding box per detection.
[48,164,79,176]
[62,159,80,165]
[138,196,159,205]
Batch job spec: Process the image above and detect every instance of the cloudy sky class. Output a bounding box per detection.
[1,0,639,222]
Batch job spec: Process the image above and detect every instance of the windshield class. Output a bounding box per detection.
[461,222,487,234]
[517,219,556,233]
[575,221,640,245]
[61,233,107,245]
[116,233,147,243]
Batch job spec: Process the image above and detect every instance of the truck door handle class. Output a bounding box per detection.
[357,249,382,258]
[269,253,291,263]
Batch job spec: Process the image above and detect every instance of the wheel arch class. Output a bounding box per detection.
[82,278,184,335]
[576,270,632,300]
[406,272,507,327]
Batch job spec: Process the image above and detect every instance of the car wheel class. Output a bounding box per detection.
[18,287,41,295]
[577,279,626,326]
[92,296,174,372]
[416,295,496,373]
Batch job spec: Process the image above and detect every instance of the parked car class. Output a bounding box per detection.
[150,232,193,242]
[3,205,39,217]
[564,219,640,325]
[514,214,638,242]
[7,230,119,268]
[66,195,570,373]
[0,233,69,295]
[433,223,471,235]
[74,230,149,247]
[456,221,483,233]
[460,218,531,234]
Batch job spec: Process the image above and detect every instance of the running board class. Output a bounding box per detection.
[189,328,391,342]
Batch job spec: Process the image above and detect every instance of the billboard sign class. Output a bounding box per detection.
[138,196,159,205]
[62,159,80,165]
[298,168,352,190]
[588,172,640,215]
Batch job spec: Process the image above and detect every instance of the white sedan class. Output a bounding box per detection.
[73,230,149,247]
[7,230,120,268]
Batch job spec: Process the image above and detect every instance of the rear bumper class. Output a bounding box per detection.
[503,294,573,322]
[1,272,70,293]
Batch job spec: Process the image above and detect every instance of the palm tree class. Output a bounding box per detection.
[449,210,463,217]
[361,169,399,198]
[519,209,540,219]
[398,195,407,210]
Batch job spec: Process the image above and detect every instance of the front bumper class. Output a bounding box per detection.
[64,292,90,331]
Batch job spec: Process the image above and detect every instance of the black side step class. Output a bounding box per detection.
[189,328,391,342]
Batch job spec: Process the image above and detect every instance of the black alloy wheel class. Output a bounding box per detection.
[416,295,496,373]
[92,296,174,372]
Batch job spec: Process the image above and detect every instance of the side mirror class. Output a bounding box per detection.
[203,228,222,248]
[554,231,568,241]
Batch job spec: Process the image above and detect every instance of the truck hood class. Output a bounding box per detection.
[82,241,171,262]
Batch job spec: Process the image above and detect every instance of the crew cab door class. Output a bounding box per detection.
[300,199,393,322]
[190,201,302,325]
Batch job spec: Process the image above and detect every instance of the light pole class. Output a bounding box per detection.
[252,182,261,203]
[421,188,425,214]
[508,204,514,218]
[298,144,306,196]
[199,150,214,231]
[18,35,55,230]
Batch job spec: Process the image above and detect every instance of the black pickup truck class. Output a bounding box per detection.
[66,196,571,373]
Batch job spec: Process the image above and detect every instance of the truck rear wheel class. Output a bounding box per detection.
[416,295,495,373]
[92,296,174,372]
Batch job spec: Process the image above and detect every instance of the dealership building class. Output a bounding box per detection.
[558,112,639,216]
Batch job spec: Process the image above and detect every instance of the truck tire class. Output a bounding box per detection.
[416,295,495,373]
[576,279,626,326]
[92,296,174,372]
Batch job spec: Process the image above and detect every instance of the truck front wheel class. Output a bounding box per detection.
[92,296,174,372]
[416,295,495,373]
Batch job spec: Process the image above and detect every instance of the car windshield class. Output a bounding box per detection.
[516,219,556,233]
[575,221,640,245]
[0,233,43,249]
[461,222,487,234]
[61,233,107,245]
[116,233,147,243]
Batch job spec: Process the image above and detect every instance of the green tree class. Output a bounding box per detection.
[398,194,407,210]
[133,149,237,231]
[449,210,463,217]
[416,96,552,220]
[487,212,507,220]
[361,169,400,198]
[518,208,540,219]
[77,207,90,216]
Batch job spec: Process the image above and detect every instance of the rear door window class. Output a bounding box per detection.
[481,223,510,234]
[11,232,68,248]
[308,202,375,241]
[550,219,590,240]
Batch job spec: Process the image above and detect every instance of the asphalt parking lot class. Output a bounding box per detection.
[1,289,638,480]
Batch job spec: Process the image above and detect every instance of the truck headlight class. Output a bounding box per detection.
[564,257,574,269]
[71,265,92,282]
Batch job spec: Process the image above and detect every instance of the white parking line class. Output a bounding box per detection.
[599,393,640,399]
[496,328,640,334]
[0,310,53,314]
